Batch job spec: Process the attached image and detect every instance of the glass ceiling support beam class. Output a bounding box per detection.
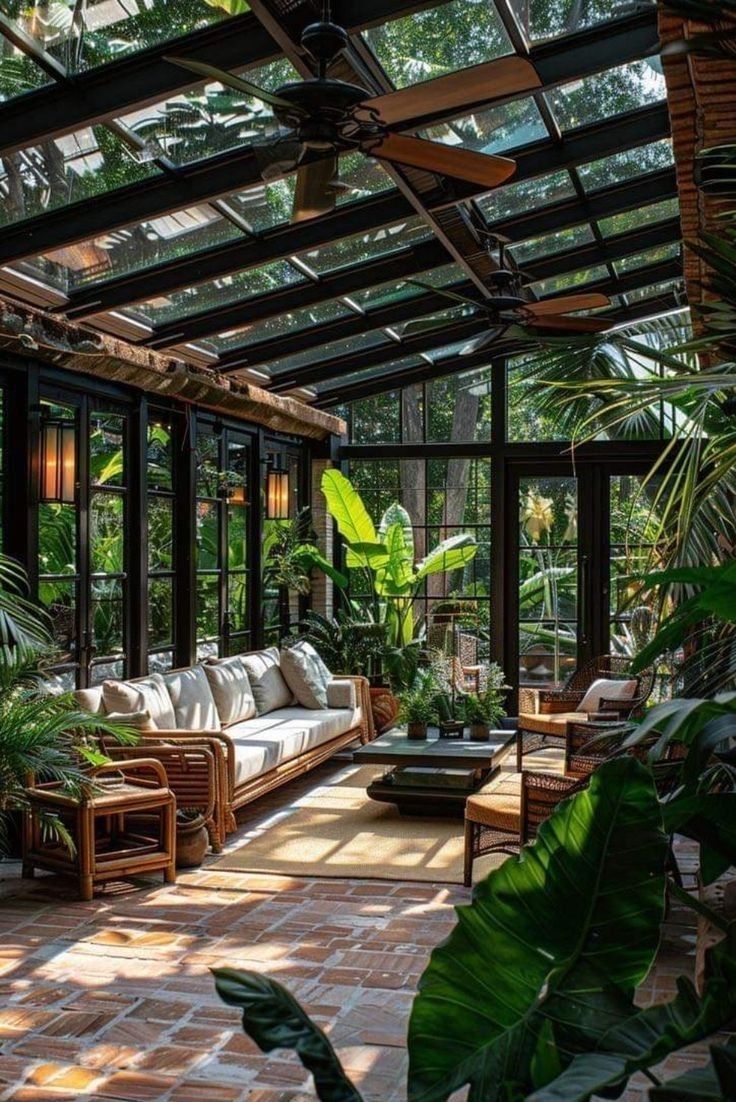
[488,167,677,243]
[144,237,451,349]
[63,191,419,319]
[266,256,683,392]
[217,168,679,372]
[524,217,682,282]
[0,14,278,159]
[312,288,686,408]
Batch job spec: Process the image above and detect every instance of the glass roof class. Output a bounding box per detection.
[2,0,230,73]
[0,0,682,399]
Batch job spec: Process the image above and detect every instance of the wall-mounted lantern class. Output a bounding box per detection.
[266,463,290,520]
[40,416,76,504]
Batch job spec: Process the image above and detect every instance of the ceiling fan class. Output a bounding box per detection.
[402,236,614,354]
[165,1,543,222]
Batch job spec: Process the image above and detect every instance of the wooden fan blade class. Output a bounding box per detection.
[164,56,299,111]
[523,315,612,333]
[370,134,516,190]
[522,293,611,318]
[292,157,338,223]
[364,57,541,127]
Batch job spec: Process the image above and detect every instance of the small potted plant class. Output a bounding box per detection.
[464,686,507,742]
[398,682,438,740]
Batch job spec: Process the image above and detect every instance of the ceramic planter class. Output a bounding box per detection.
[407,721,428,740]
[176,813,209,869]
[469,722,491,742]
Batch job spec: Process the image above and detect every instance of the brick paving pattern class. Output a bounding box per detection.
[0,763,723,1101]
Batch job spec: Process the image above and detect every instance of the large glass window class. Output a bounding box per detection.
[195,423,252,659]
[147,413,176,673]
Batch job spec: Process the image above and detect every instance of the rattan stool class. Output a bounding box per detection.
[22,759,176,901]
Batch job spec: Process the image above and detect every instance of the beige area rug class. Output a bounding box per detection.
[210,747,564,885]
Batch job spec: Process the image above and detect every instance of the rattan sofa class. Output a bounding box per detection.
[75,651,374,852]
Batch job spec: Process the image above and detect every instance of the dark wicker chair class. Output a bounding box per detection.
[517,654,655,771]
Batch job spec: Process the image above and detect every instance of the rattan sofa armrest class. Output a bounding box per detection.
[140,730,235,800]
[333,675,375,741]
[109,744,216,820]
[597,695,642,716]
[95,757,169,788]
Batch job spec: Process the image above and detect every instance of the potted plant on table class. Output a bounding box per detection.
[464,686,507,742]
[397,671,438,740]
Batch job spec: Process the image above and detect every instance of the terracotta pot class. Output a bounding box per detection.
[469,722,490,742]
[369,686,400,734]
[176,814,209,869]
[407,721,428,740]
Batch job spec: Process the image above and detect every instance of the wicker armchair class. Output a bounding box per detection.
[517,654,655,771]
[463,770,587,886]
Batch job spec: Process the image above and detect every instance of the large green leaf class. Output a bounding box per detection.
[379,502,415,564]
[414,534,477,581]
[213,968,362,1102]
[650,1043,736,1101]
[320,470,377,551]
[624,693,736,767]
[294,546,348,590]
[528,929,736,1102]
[407,758,668,1102]
[662,792,736,884]
[344,542,390,570]
[375,523,415,596]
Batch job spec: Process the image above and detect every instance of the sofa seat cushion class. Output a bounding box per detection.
[226,706,362,786]
[518,711,580,738]
[465,774,521,832]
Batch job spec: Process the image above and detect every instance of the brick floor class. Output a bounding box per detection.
[0,761,724,1101]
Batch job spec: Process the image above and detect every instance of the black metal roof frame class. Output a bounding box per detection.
[0,0,682,403]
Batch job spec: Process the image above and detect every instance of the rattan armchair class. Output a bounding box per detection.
[463,770,587,886]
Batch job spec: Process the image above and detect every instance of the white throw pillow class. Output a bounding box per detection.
[577,678,638,714]
[241,647,294,716]
[204,655,256,726]
[163,666,220,731]
[102,673,177,730]
[280,641,332,710]
[105,709,156,731]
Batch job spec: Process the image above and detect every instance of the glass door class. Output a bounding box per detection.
[516,472,579,689]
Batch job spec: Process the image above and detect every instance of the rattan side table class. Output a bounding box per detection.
[22,759,176,901]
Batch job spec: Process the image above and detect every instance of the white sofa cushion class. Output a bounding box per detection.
[204,655,256,725]
[326,678,356,710]
[225,705,361,786]
[163,666,220,731]
[241,647,293,716]
[280,641,332,709]
[105,709,156,731]
[577,677,638,713]
[102,673,177,730]
[74,686,104,714]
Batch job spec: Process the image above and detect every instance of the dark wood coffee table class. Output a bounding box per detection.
[353,727,516,816]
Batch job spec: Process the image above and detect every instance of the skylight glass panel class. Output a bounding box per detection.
[208,300,352,355]
[615,242,680,276]
[508,0,636,42]
[0,45,51,100]
[577,140,674,192]
[625,279,684,304]
[131,259,304,326]
[316,356,425,393]
[0,125,158,228]
[3,0,234,73]
[598,197,679,237]
[548,60,666,132]
[29,205,243,293]
[425,97,546,155]
[268,331,391,376]
[510,224,595,263]
[296,217,431,276]
[393,304,476,337]
[118,59,296,167]
[348,263,463,311]
[477,170,576,224]
[363,0,512,88]
[531,265,609,297]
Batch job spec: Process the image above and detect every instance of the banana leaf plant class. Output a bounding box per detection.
[320,469,477,647]
[207,758,736,1102]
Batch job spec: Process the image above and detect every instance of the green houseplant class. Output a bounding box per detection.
[206,755,736,1102]
[397,671,439,740]
[463,686,506,741]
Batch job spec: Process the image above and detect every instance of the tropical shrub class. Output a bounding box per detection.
[208,757,736,1102]
[320,469,477,647]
